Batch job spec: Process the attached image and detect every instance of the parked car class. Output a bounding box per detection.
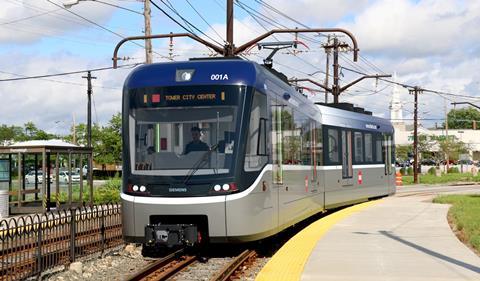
[395,160,411,167]
[458,159,473,165]
[421,159,437,165]
[58,171,81,184]
[25,170,53,184]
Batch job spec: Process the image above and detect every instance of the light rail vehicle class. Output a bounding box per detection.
[120,58,395,253]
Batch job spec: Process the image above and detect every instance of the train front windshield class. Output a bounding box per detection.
[129,85,244,177]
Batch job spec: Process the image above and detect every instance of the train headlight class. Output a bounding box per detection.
[139,185,147,192]
[176,69,195,82]
[222,184,230,191]
[132,185,139,192]
[213,184,221,191]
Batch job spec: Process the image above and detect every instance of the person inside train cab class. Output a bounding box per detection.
[184,126,209,154]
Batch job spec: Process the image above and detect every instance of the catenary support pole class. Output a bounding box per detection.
[144,0,153,64]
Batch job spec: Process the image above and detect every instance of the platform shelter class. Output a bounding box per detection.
[0,140,93,214]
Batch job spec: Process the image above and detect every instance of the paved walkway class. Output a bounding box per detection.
[302,195,480,281]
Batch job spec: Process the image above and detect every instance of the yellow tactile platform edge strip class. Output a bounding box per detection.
[255,199,381,281]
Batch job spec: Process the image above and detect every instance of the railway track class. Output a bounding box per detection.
[210,249,257,281]
[395,184,480,198]
[127,249,197,281]
[128,249,258,281]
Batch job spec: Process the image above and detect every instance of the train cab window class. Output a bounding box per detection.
[354,132,364,163]
[130,103,237,173]
[327,128,340,164]
[244,91,268,171]
[365,133,373,162]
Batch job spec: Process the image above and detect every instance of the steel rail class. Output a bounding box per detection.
[127,248,196,281]
[210,249,257,281]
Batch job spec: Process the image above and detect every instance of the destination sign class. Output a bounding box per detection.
[163,93,218,101]
[131,85,244,108]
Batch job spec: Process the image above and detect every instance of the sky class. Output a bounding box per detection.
[1,0,479,135]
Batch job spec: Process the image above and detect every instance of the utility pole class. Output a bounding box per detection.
[73,113,76,145]
[144,0,152,63]
[444,98,449,171]
[410,87,422,184]
[332,37,340,103]
[82,71,96,206]
[324,35,331,103]
[323,37,349,103]
[82,71,96,148]
[226,0,234,56]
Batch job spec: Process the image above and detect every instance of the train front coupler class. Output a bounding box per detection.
[144,224,199,248]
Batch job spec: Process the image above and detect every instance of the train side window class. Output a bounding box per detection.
[244,91,268,171]
[258,118,267,155]
[315,123,323,166]
[375,134,383,163]
[365,133,373,162]
[282,107,298,164]
[354,132,364,163]
[293,111,309,166]
[327,128,340,164]
[342,130,353,178]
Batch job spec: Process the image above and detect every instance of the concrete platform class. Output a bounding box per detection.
[302,195,480,281]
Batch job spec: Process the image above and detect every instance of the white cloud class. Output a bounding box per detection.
[343,0,480,57]
[0,0,117,44]
[0,51,131,133]
[1,0,480,133]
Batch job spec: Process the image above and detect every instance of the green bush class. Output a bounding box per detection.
[448,167,460,174]
[407,167,413,176]
[400,167,406,175]
[427,167,437,175]
[93,177,121,204]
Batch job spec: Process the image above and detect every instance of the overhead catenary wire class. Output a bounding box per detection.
[0,70,122,89]
[0,8,62,25]
[46,0,170,60]
[235,1,328,77]
[0,63,141,82]
[185,0,225,43]
[150,0,224,47]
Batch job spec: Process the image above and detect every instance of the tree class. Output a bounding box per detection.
[65,113,122,167]
[396,134,433,161]
[0,125,25,143]
[96,113,122,166]
[395,144,411,161]
[447,107,480,129]
[437,136,469,161]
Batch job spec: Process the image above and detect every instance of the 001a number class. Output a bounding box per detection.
[210,74,229,80]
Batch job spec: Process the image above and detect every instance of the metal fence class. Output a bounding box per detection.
[0,204,123,280]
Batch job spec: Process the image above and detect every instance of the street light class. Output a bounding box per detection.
[62,0,143,15]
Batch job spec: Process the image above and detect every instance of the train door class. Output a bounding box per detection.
[341,130,353,185]
[271,97,283,229]
[384,134,394,192]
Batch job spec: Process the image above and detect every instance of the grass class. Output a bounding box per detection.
[433,194,480,254]
[402,172,480,185]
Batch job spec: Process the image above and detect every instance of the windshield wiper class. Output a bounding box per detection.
[183,144,218,184]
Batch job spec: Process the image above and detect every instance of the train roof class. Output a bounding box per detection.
[316,104,394,134]
[124,58,258,89]
[124,58,393,134]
